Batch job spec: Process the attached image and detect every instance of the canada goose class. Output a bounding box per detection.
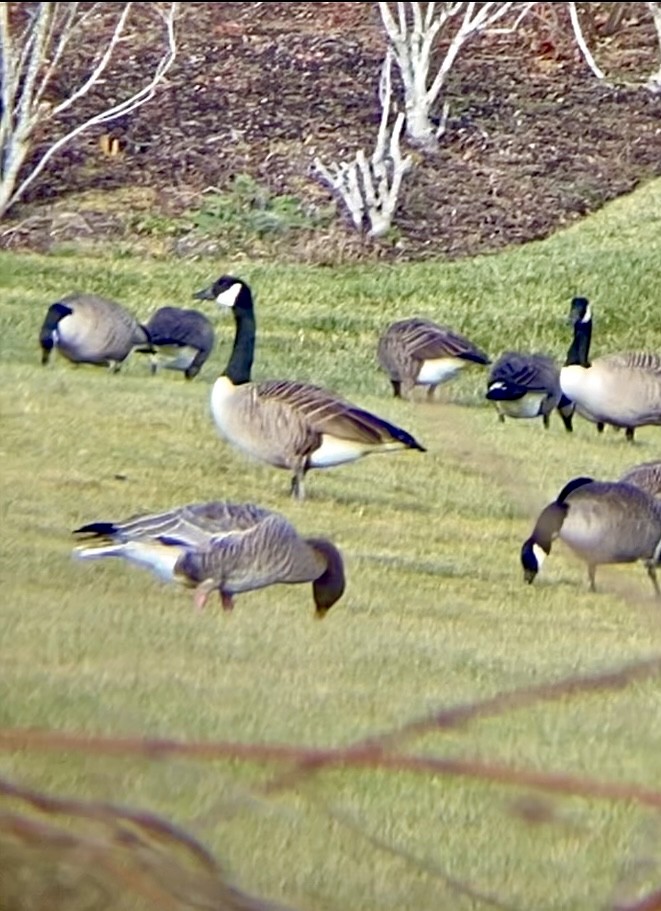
[192,275,426,500]
[139,306,215,380]
[618,461,661,499]
[560,296,661,441]
[377,317,490,399]
[39,293,150,371]
[486,351,574,431]
[520,476,661,595]
[72,500,345,616]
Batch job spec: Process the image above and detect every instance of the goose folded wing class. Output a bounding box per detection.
[74,506,233,549]
[402,321,488,363]
[600,351,661,374]
[491,353,559,391]
[202,514,325,589]
[182,501,275,534]
[147,308,214,350]
[256,379,416,445]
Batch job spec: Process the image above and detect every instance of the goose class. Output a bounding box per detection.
[560,296,661,441]
[377,317,490,400]
[192,275,426,500]
[72,500,345,616]
[39,293,150,371]
[139,306,215,380]
[618,461,661,499]
[520,476,661,595]
[485,351,574,431]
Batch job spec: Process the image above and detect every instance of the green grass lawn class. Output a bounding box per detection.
[3,179,661,910]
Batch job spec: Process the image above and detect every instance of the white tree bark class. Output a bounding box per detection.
[646,2,661,92]
[567,1,661,92]
[378,1,536,149]
[567,1,606,80]
[0,2,178,219]
[313,51,413,238]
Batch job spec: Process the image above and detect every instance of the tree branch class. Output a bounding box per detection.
[52,4,133,116]
[312,50,412,238]
[379,1,534,148]
[0,2,178,217]
[567,1,606,80]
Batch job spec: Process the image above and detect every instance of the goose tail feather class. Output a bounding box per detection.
[73,521,119,539]
[72,543,126,561]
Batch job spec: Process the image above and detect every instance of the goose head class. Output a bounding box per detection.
[39,302,73,364]
[194,275,255,385]
[306,538,346,618]
[193,275,253,312]
[520,538,548,585]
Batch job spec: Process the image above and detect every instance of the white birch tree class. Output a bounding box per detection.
[312,50,413,238]
[644,1,661,91]
[568,1,661,92]
[378,1,536,149]
[0,2,178,219]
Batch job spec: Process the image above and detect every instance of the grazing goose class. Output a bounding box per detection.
[486,351,574,431]
[618,461,661,499]
[193,275,426,500]
[39,293,150,371]
[72,501,345,616]
[140,306,215,380]
[377,317,490,399]
[520,476,661,595]
[560,296,661,441]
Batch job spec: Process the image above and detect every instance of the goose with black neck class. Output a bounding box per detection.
[194,275,426,500]
[560,295,661,442]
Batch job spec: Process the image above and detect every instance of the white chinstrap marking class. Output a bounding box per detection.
[532,543,547,570]
[216,283,242,309]
[580,304,592,323]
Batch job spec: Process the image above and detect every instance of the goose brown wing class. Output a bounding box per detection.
[384,318,489,364]
[72,294,148,347]
[619,462,661,497]
[186,513,325,591]
[600,351,661,374]
[146,307,214,352]
[489,353,559,391]
[183,502,274,533]
[255,379,425,448]
[74,502,275,549]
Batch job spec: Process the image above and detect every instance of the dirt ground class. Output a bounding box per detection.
[3,2,661,262]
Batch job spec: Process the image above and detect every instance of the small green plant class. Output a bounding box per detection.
[125,211,191,238]
[191,174,334,239]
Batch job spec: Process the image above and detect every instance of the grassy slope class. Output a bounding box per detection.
[2,179,661,910]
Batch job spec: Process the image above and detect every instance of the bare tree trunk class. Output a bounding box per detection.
[313,51,413,238]
[378,1,536,150]
[646,1,661,92]
[0,2,178,219]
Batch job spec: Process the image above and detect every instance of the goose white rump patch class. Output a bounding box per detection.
[153,345,198,371]
[417,357,467,385]
[73,540,184,584]
[309,434,381,468]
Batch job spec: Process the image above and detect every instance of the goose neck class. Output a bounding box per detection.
[224,308,255,385]
[565,319,591,368]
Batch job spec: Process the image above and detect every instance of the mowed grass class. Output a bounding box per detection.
[2,180,661,910]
